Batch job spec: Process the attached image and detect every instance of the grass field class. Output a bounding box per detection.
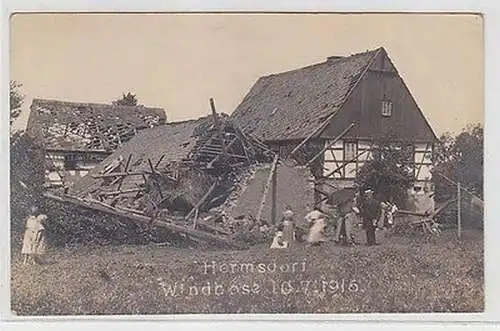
[10,228,483,315]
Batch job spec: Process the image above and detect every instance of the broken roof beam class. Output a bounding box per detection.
[185,180,218,221]
[93,171,152,178]
[116,154,133,190]
[210,98,228,161]
[289,109,341,157]
[207,136,240,168]
[43,192,243,249]
[98,188,142,197]
[305,122,356,166]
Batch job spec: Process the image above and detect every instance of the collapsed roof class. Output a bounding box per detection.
[68,114,273,214]
[26,98,166,151]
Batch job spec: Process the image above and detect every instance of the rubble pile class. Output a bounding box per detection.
[43,114,282,248]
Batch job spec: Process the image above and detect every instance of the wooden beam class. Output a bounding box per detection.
[117,154,133,191]
[185,181,218,220]
[210,98,228,160]
[415,143,431,180]
[207,137,239,168]
[98,188,142,196]
[305,122,356,166]
[271,157,278,225]
[289,118,333,157]
[43,192,243,249]
[93,171,151,178]
[155,154,166,169]
[196,218,231,235]
[147,158,156,173]
[323,149,370,178]
[256,155,279,223]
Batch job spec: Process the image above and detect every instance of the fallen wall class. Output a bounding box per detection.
[227,162,315,224]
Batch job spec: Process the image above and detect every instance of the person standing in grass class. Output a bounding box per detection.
[335,199,359,245]
[21,206,47,265]
[305,207,328,246]
[280,205,296,246]
[360,189,380,246]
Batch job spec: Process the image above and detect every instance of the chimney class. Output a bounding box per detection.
[326,55,343,62]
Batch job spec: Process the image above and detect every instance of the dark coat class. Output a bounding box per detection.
[360,197,379,227]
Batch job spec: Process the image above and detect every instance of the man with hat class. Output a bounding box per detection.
[359,189,379,246]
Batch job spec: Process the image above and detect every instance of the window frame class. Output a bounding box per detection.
[381,100,393,117]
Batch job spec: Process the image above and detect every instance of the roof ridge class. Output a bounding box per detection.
[32,98,164,110]
[259,47,382,79]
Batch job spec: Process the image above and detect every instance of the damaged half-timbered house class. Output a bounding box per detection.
[231,47,438,203]
[26,98,166,189]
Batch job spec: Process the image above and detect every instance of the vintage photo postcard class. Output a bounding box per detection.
[8,12,484,317]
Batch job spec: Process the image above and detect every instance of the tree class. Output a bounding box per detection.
[431,123,483,202]
[355,137,415,207]
[10,80,24,123]
[112,92,138,106]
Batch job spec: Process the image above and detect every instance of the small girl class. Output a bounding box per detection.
[281,206,295,246]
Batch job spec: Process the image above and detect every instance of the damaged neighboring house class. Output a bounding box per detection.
[26,98,166,189]
[231,47,439,201]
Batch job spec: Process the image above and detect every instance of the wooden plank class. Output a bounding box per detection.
[256,155,279,222]
[196,219,231,235]
[98,188,142,196]
[148,158,164,199]
[155,154,166,169]
[207,137,239,168]
[43,192,242,248]
[147,158,156,173]
[210,98,228,160]
[93,171,151,178]
[117,154,133,191]
[305,122,356,166]
[185,181,218,220]
[193,208,199,229]
[271,158,278,225]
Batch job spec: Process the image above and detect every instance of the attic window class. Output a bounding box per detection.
[381,100,393,117]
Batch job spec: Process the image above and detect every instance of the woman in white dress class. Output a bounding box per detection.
[305,208,328,246]
[22,207,47,265]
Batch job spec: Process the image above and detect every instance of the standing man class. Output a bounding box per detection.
[360,189,380,246]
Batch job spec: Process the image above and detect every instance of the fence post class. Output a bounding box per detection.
[271,161,278,226]
[457,182,462,239]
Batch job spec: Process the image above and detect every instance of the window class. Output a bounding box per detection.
[381,100,393,117]
[344,142,358,161]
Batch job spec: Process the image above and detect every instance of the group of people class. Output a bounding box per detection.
[270,189,399,249]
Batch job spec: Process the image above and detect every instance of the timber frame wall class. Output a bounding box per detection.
[321,138,434,188]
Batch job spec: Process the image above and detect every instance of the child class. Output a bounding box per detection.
[280,206,295,246]
[270,223,288,249]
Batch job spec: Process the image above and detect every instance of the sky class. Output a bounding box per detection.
[10,13,483,135]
